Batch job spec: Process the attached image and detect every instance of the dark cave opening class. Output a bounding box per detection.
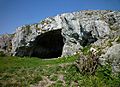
[30,29,64,58]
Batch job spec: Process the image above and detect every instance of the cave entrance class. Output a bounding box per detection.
[31,29,64,58]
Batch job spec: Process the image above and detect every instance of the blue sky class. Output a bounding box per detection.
[0,0,120,34]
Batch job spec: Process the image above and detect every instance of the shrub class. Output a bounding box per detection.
[0,51,6,57]
[75,52,99,75]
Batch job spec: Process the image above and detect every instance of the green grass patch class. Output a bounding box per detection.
[0,55,78,87]
[0,55,120,87]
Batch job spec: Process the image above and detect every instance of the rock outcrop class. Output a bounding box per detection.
[100,44,120,73]
[11,10,120,58]
[0,34,13,55]
[1,10,120,73]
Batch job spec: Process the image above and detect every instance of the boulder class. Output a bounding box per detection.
[100,44,120,73]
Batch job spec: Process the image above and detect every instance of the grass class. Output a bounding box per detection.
[0,55,78,67]
[0,55,78,87]
[0,54,120,87]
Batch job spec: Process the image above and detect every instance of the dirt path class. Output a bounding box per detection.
[30,63,73,87]
[30,76,56,87]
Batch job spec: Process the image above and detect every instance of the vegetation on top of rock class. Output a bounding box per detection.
[116,36,120,43]
[0,11,120,86]
[0,51,6,57]
[9,10,120,58]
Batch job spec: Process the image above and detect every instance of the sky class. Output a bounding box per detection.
[0,0,120,34]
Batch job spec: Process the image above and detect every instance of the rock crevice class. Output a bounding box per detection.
[1,10,120,59]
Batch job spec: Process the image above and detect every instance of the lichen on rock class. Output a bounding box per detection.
[0,10,120,73]
[10,11,120,59]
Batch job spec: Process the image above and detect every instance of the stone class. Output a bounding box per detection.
[0,10,120,59]
[1,10,120,73]
[0,34,13,55]
[100,44,120,73]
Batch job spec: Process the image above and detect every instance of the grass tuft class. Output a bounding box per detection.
[0,55,120,87]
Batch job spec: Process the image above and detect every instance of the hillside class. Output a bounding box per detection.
[0,10,120,87]
[0,55,120,87]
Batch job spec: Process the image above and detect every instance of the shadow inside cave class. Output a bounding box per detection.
[29,29,64,58]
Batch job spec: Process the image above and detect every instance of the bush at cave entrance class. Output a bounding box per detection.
[0,51,6,57]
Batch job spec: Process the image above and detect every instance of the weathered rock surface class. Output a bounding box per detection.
[100,44,120,73]
[0,34,13,55]
[1,10,120,73]
[11,10,120,58]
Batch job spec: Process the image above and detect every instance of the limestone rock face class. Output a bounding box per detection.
[0,34,13,55]
[100,44,120,73]
[0,10,120,73]
[11,10,120,58]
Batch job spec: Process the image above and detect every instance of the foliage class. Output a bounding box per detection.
[116,36,120,43]
[81,45,91,55]
[0,55,77,87]
[49,74,58,81]
[75,52,99,75]
[0,51,6,57]
[107,40,113,47]
[75,45,100,75]
[0,55,120,87]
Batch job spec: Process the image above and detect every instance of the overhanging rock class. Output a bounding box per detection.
[15,29,64,58]
[11,10,120,58]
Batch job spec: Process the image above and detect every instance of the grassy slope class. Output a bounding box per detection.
[0,55,120,87]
